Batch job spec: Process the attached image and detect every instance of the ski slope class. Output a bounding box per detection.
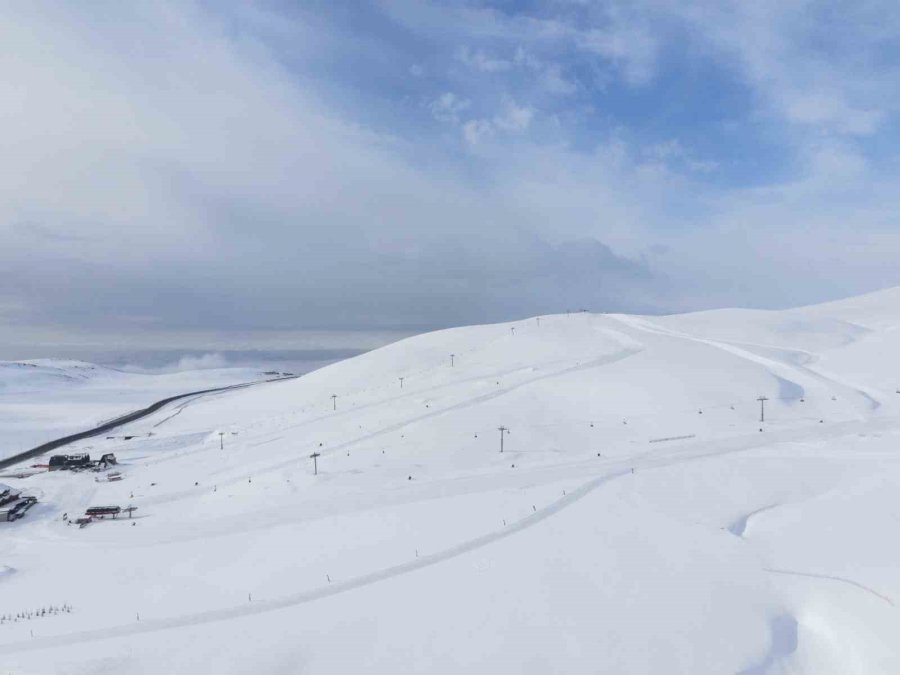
[2,288,900,674]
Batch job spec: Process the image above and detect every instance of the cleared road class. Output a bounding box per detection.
[0,377,294,472]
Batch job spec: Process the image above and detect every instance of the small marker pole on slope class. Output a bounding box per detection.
[331,394,338,411]
[757,396,769,423]
[399,377,404,389]
[218,431,225,450]
[450,354,455,368]
[310,452,321,475]
[498,426,509,453]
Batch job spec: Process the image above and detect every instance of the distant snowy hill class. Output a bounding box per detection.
[3,288,900,673]
[0,360,117,392]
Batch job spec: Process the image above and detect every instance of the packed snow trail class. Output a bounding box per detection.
[91,411,900,549]
[125,344,644,505]
[5,413,898,654]
[0,469,627,654]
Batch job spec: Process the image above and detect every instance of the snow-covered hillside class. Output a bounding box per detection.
[0,360,266,460]
[2,289,900,673]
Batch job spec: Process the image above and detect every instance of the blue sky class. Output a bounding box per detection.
[0,1,898,354]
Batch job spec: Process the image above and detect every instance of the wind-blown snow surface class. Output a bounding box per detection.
[3,288,900,673]
[0,360,265,460]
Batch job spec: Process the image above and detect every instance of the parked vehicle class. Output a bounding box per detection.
[48,453,92,471]
[0,484,22,506]
[0,496,38,522]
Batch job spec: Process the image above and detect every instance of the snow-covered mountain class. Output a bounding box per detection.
[3,288,900,673]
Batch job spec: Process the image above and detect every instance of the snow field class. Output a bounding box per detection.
[0,362,265,459]
[3,289,900,673]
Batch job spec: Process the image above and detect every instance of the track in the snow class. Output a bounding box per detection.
[5,412,896,654]
[0,467,627,655]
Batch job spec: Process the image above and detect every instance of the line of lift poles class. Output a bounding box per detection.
[208,319,785,479]
[307,397,772,474]
[298,324,776,475]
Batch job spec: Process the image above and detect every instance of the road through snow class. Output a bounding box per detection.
[0,378,292,472]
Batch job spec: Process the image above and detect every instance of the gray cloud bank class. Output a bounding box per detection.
[1,1,898,357]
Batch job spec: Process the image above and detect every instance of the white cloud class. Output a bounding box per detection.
[538,63,578,96]
[783,91,884,136]
[460,100,533,146]
[171,353,230,371]
[577,16,658,86]
[493,100,534,132]
[462,119,493,145]
[644,140,719,174]
[1,0,898,341]
[0,3,676,333]
[455,45,512,72]
[513,47,577,95]
[669,0,896,139]
[430,92,471,123]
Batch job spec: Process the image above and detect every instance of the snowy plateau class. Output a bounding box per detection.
[2,288,900,674]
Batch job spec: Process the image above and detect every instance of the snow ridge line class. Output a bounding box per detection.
[727,504,781,538]
[764,568,895,606]
[613,315,881,411]
[0,469,625,654]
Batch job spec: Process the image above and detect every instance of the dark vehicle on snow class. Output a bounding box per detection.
[48,453,92,471]
[0,496,37,522]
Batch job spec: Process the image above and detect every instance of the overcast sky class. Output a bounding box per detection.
[1,1,899,355]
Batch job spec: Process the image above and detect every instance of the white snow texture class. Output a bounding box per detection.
[3,287,900,673]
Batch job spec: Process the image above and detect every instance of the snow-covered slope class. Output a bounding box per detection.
[3,289,900,674]
[0,360,265,460]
